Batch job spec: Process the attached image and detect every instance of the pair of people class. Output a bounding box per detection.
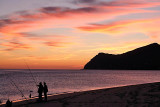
[5,99,12,107]
[37,82,48,102]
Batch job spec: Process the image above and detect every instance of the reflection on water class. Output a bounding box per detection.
[0,69,160,103]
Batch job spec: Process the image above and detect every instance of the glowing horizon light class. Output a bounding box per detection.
[0,0,160,69]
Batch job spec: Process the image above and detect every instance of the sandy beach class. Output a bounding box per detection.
[1,82,160,107]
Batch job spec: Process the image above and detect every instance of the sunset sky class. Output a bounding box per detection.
[0,0,160,69]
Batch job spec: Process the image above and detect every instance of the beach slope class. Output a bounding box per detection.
[1,82,160,107]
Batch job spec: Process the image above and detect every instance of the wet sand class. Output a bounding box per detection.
[1,82,160,107]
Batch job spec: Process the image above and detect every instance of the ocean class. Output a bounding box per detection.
[0,69,160,103]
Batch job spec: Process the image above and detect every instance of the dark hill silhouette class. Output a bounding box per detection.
[84,43,160,70]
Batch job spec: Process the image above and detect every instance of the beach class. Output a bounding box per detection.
[1,82,160,107]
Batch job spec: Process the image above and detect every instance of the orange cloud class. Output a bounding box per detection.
[151,35,159,39]
[0,41,32,51]
[26,34,73,41]
[44,41,73,47]
[77,18,160,34]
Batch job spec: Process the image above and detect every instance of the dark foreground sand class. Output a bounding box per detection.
[1,82,160,107]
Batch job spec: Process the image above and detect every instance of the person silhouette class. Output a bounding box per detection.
[29,90,33,98]
[5,99,12,107]
[37,82,43,102]
[43,82,48,101]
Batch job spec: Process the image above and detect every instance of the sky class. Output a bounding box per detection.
[0,0,160,69]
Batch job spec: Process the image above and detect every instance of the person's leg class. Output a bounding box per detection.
[40,93,42,101]
[46,93,47,101]
[39,93,40,100]
[44,93,47,101]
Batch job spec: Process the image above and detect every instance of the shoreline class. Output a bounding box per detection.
[1,82,160,107]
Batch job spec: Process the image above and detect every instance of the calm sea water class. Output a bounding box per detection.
[0,69,160,103]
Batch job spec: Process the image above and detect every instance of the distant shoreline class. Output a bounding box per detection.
[0,69,80,70]
[82,69,160,71]
[1,82,160,107]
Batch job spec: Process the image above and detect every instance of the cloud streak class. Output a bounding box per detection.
[44,41,73,47]
[77,18,160,34]
[73,0,160,8]
[0,41,32,51]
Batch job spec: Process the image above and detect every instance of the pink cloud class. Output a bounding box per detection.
[78,19,150,31]
[0,41,32,51]
[44,41,73,47]
[77,18,160,34]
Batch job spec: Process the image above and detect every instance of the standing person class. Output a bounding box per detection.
[5,99,12,107]
[37,82,43,102]
[43,82,48,102]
